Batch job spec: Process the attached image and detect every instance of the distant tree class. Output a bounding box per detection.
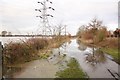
[85,18,106,57]
[106,31,112,37]
[77,18,107,41]
[68,33,71,38]
[76,25,86,38]
[8,32,12,36]
[54,23,66,36]
[1,31,7,36]
[88,18,103,29]
[113,28,120,37]
[57,24,65,36]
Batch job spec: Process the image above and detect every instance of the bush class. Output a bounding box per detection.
[97,38,119,49]
[26,38,49,50]
[95,28,107,43]
[3,37,69,65]
[3,42,36,64]
[107,38,119,48]
[3,38,50,65]
[82,31,94,40]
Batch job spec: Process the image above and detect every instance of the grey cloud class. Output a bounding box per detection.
[0,0,119,35]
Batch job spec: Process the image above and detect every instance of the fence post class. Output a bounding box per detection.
[0,42,2,79]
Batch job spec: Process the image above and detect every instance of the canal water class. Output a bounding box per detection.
[1,38,119,78]
[61,39,119,78]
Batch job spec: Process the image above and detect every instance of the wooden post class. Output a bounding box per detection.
[0,42,2,79]
[0,42,3,54]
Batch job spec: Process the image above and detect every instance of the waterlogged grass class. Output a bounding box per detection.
[101,48,119,63]
[39,50,52,59]
[55,58,86,78]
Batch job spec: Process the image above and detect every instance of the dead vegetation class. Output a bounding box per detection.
[3,36,71,65]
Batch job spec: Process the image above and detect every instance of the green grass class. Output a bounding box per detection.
[39,51,52,59]
[55,58,86,78]
[101,48,119,63]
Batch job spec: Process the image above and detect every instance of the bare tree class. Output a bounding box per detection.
[88,18,103,30]
[57,23,66,36]
[53,23,67,36]
[77,25,86,37]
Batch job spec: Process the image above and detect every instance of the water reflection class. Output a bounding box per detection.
[77,40,87,51]
[59,40,71,55]
[48,40,71,65]
[47,40,72,71]
[61,40,71,49]
[49,39,119,78]
[76,40,107,67]
[3,39,119,78]
[3,39,71,78]
[85,49,106,67]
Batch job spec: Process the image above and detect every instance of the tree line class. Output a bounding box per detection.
[77,18,119,43]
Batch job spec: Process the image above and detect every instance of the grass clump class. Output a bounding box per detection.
[39,50,52,59]
[98,38,119,64]
[101,48,119,64]
[55,58,86,78]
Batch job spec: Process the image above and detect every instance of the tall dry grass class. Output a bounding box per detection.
[3,38,50,65]
[3,36,70,65]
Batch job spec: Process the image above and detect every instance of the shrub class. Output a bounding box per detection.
[3,38,50,65]
[95,28,107,43]
[3,37,68,65]
[27,38,49,50]
[3,42,36,64]
[81,30,94,40]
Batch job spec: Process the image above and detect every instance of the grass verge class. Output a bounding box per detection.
[78,37,119,64]
[55,58,86,78]
[100,48,119,64]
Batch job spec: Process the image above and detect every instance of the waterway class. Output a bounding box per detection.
[1,38,119,78]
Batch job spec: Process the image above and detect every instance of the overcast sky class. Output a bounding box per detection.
[0,0,119,35]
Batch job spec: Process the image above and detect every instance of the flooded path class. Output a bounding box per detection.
[14,59,59,78]
[4,39,119,78]
[62,39,119,78]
